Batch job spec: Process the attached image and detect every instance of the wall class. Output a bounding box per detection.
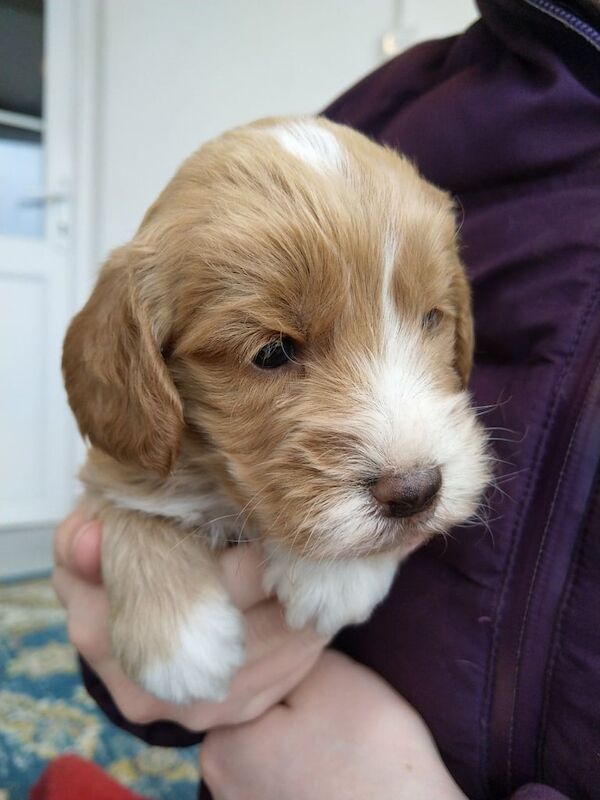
[0,1,479,579]
[95,0,478,261]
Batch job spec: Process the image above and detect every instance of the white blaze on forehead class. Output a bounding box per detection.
[268,120,345,173]
[380,231,403,364]
[382,232,399,312]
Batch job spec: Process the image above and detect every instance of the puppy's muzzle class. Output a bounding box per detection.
[371,466,442,518]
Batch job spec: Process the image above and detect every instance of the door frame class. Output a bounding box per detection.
[0,0,100,578]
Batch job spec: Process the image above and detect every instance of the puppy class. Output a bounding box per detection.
[63,116,490,704]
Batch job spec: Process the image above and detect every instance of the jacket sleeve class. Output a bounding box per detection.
[509,785,571,800]
[80,657,205,748]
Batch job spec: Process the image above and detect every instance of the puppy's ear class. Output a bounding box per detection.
[62,244,183,476]
[452,264,475,389]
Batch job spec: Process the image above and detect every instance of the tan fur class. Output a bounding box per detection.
[63,247,184,476]
[87,501,224,668]
[62,116,488,700]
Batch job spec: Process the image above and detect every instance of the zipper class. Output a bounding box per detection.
[524,0,600,51]
[487,283,600,796]
[484,9,600,795]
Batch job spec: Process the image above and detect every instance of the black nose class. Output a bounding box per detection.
[371,467,442,518]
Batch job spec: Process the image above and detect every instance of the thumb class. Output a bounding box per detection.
[54,509,103,583]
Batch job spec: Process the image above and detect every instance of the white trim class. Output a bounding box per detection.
[0,109,44,132]
[71,0,101,308]
[0,1,99,552]
[69,0,101,470]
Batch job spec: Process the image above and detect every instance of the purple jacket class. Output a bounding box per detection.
[82,0,600,797]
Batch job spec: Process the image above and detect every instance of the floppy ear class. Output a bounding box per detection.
[452,264,475,389]
[62,244,183,476]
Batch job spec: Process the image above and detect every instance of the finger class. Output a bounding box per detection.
[53,570,112,662]
[53,508,89,567]
[219,544,270,611]
[52,563,105,622]
[243,599,327,663]
[52,564,103,609]
[176,604,327,731]
[70,522,103,583]
[52,564,79,608]
[182,650,318,731]
[54,512,103,583]
[96,660,187,726]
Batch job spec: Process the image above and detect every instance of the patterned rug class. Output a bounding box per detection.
[0,577,199,800]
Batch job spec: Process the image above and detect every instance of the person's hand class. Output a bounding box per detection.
[201,649,468,800]
[52,509,328,730]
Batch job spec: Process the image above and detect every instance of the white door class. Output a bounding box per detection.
[0,0,80,577]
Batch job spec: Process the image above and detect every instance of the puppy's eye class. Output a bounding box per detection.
[422,308,444,332]
[252,336,296,369]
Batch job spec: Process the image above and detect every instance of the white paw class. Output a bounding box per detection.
[139,596,245,704]
[263,550,400,637]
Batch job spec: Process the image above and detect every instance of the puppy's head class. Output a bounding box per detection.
[64,117,489,558]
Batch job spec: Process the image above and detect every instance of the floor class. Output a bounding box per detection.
[0,577,199,800]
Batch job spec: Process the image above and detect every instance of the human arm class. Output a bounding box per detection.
[200,649,468,800]
[199,651,573,800]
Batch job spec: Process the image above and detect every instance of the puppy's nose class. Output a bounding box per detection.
[371,467,442,518]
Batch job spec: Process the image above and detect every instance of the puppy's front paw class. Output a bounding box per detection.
[264,551,399,637]
[130,596,245,704]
